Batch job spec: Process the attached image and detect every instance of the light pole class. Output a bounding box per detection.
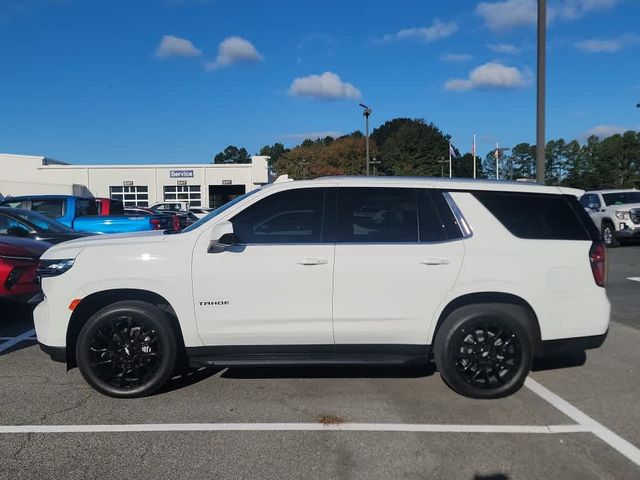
[359,103,372,176]
[536,0,547,184]
[301,158,308,180]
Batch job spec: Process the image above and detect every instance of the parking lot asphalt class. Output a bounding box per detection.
[1,247,640,479]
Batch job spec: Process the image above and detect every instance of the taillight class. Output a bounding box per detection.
[590,242,607,287]
[150,218,162,230]
[172,215,180,232]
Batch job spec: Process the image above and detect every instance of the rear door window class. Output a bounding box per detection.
[417,189,463,242]
[336,187,418,243]
[75,199,98,216]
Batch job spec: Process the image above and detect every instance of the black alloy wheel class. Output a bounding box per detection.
[602,222,619,248]
[434,304,532,399]
[76,301,177,398]
[450,322,521,389]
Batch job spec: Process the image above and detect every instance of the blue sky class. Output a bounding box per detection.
[1,0,639,165]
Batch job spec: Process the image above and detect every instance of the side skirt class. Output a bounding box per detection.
[185,344,431,368]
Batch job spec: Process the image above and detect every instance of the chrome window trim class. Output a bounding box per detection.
[443,192,473,238]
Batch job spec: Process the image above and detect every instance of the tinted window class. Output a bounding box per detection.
[473,192,591,241]
[76,199,98,216]
[602,191,640,206]
[0,213,31,234]
[231,188,326,244]
[108,199,125,215]
[580,194,601,209]
[336,187,418,243]
[418,189,463,242]
[31,199,64,218]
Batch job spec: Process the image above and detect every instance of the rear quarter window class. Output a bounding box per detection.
[473,192,593,241]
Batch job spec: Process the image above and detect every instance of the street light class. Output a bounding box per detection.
[536,0,547,184]
[359,103,372,176]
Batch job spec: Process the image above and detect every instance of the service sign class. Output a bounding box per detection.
[170,170,194,178]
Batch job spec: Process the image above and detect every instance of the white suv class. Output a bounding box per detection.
[34,177,610,399]
[581,189,640,247]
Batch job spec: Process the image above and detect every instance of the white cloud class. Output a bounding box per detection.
[583,124,637,139]
[155,35,202,59]
[445,62,529,91]
[441,53,472,62]
[574,35,639,53]
[488,43,522,54]
[280,131,342,141]
[476,0,619,31]
[288,72,361,100]
[381,19,458,43]
[475,0,537,31]
[204,36,263,71]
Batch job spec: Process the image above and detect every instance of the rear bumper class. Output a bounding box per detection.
[538,330,608,357]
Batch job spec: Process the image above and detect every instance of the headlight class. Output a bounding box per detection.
[37,258,75,278]
[615,211,630,220]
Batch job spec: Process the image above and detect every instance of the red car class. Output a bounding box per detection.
[0,237,50,302]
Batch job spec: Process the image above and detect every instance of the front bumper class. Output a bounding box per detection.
[39,342,66,363]
[615,224,640,238]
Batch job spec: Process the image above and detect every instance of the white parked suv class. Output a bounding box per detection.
[34,177,610,399]
[581,189,640,247]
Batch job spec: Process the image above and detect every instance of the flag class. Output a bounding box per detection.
[449,143,461,159]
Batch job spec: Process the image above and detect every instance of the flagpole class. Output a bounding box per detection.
[473,134,477,179]
[448,141,452,178]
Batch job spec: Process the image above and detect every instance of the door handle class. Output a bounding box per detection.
[297,257,328,266]
[421,258,450,265]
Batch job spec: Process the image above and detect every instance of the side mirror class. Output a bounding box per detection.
[587,203,600,211]
[208,221,240,253]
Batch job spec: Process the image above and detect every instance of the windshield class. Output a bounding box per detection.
[602,192,640,206]
[181,189,261,233]
[12,209,74,233]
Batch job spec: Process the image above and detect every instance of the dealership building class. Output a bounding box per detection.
[0,153,270,209]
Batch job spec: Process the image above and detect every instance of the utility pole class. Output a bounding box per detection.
[536,0,547,184]
[359,103,372,176]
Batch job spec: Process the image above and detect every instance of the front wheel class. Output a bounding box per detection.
[76,300,177,398]
[434,304,533,399]
[602,222,620,248]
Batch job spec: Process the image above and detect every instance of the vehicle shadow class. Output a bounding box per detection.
[159,366,226,394]
[0,300,37,356]
[532,351,587,372]
[220,363,437,380]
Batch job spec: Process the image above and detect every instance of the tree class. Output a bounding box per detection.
[213,145,251,164]
[275,135,376,179]
[258,142,289,171]
[371,118,450,177]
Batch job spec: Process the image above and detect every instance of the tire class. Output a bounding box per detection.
[602,221,620,248]
[76,300,177,398]
[434,303,533,399]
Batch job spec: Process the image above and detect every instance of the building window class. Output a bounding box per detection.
[109,185,149,207]
[163,185,201,207]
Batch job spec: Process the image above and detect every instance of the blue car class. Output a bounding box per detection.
[0,195,171,234]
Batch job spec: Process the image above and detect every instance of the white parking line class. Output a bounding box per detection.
[0,422,589,435]
[526,377,640,468]
[627,277,640,282]
[0,329,36,354]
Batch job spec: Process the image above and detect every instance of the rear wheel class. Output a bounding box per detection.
[76,300,177,398]
[602,221,620,248]
[434,304,533,399]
